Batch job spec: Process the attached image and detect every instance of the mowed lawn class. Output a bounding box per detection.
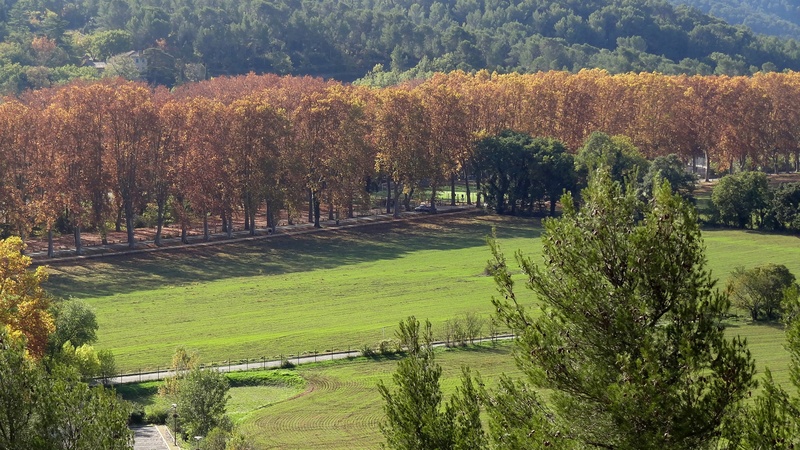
[44,213,540,372]
[44,213,800,386]
[238,344,520,449]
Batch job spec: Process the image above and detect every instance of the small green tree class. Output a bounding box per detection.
[767,182,800,232]
[0,335,43,450]
[724,286,800,449]
[642,154,696,200]
[487,172,755,449]
[48,300,98,354]
[727,264,797,321]
[473,131,575,216]
[711,171,770,228]
[177,367,231,439]
[0,331,132,450]
[379,316,486,450]
[575,132,649,188]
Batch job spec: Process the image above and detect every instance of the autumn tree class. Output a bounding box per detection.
[182,97,230,240]
[148,93,187,246]
[0,237,54,358]
[417,74,472,208]
[103,80,159,248]
[486,172,755,448]
[373,88,432,218]
[0,101,37,241]
[227,94,288,235]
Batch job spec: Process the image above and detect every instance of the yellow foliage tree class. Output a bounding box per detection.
[0,237,54,358]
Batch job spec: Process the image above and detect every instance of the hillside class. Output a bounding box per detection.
[1,0,800,92]
[669,0,800,41]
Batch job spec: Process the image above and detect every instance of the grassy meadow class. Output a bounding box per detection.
[44,212,800,387]
[121,343,520,449]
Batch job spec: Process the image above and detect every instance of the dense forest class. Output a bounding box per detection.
[670,0,800,41]
[2,0,800,92]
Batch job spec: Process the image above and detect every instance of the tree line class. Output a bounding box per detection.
[2,70,800,255]
[670,0,800,41]
[5,0,800,93]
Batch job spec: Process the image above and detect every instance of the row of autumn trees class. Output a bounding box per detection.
[4,69,800,255]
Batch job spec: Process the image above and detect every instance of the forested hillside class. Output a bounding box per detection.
[1,0,800,93]
[669,0,800,40]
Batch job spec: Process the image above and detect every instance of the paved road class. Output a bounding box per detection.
[132,425,171,450]
[108,335,515,385]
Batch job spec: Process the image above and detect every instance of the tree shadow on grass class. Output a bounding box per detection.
[45,214,543,299]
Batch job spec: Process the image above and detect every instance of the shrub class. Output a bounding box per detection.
[129,406,145,425]
[144,405,169,425]
[361,343,376,357]
[378,339,399,355]
[279,358,295,369]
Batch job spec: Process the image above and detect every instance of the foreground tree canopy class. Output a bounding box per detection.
[0,239,130,449]
[383,173,757,449]
[1,71,800,253]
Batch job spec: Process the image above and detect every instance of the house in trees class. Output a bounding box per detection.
[118,51,148,73]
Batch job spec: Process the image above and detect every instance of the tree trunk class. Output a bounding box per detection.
[550,195,557,216]
[476,170,482,207]
[313,191,321,228]
[115,205,123,232]
[74,224,82,256]
[704,149,710,182]
[181,225,188,244]
[155,198,165,247]
[392,180,402,218]
[348,198,354,219]
[249,209,256,236]
[266,199,276,232]
[47,227,54,258]
[226,210,233,238]
[386,178,391,214]
[203,213,209,241]
[308,189,314,223]
[124,198,135,249]
[328,200,334,221]
[244,207,250,231]
[464,167,472,206]
[796,150,799,172]
[221,212,228,233]
[450,173,457,206]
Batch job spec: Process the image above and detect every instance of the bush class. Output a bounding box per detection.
[378,339,399,355]
[279,358,295,369]
[463,312,485,344]
[361,343,376,357]
[144,405,169,425]
[129,406,145,425]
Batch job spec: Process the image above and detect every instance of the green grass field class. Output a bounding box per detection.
[44,213,799,388]
[121,343,520,449]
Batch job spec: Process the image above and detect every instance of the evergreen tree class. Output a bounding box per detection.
[486,171,755,449]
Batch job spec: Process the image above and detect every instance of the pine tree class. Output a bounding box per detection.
[487,172,755,449]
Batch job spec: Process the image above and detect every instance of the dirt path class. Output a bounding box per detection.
[30,206,478,264]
